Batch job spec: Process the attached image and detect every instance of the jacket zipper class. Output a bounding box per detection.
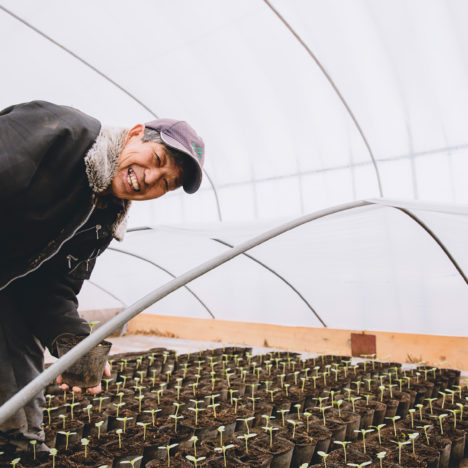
[76,224,102,239]
[1,196,97,291]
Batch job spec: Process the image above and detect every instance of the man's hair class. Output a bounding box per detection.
[142,127,194,187]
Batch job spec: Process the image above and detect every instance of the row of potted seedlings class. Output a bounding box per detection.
[0,346,466,467]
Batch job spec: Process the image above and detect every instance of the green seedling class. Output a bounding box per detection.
[65,401,79,420]
[137,422,150,441]
[10,458,21,467]
[113,402,126,418]
[287,419,303,439]
[121,456,143,467]
[392,439,410,465]
[214,444,235,467]
[425,398,437,415]
[57,431,76,451]
[173,401,185,417]
[277,408,289,427]
[355,429,374,453]
[417,424,432,445]
[44,406,58,425]
[45,394,54,407]
[319,405,332,426]
[350,396,361,413]
[262,426,279,447]
[81,438,89,458]
[408,432,418,455]
[93,396,109,413]
[158,443,178,468]
[116,416,133,433]
[303,411,313,433]
[185,455,206,467]
[116,429,123,449]
[347,462,371,468]
[294,403,302,419]
[59,413,67,430]
[228,388,238,404]
[376,451,387,468]
[316,396,329,409]
[436,413,448,435]
[445,389,456,405]
[378,385,385,402]
[408,408,416,428]
[190,436,199,458]
[102,378,113,392]
[448,409,460,428]
[237,433,256,454]
[370,424,386,445]
[169,414,184,433]
[334,399,344,417]
[333,440,351,463]
[208,402,220,417]
[188,407,204,426]
[95,420,104,440]
[29,440,37,460]
[237,416,255,434]
[385,415,400,436]
[261,414,275,427]
[352,380,363,395]
[217,426,225,446]
[49,449,58,468]
[84,404,93,424]
[144,408,161,427]
[88,320,100,333]
[317,450,329,467]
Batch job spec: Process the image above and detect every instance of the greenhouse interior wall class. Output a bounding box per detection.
[1,0,466,366]
[1,2,468,464]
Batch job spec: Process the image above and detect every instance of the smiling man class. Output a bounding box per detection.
[0,100,204,452]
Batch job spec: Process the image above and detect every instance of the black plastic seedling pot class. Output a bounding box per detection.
[56,336,112,388]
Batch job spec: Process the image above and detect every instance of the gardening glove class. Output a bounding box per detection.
[56,361,111,395]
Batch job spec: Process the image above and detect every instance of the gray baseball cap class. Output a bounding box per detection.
[144,118,205,194]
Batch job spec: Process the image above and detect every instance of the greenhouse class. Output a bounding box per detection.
[0,1,467,467]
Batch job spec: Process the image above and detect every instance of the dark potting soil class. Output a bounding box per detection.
[385,450,428,467]
[235,446,274,467]
[101,439,144,459]
[252,435,292,455]
[6,450,50,467]
[307,425,333,440]
[67,449,114,467]
[327,447,372,465]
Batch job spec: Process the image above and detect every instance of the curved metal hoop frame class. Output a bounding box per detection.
[107,247,215,319]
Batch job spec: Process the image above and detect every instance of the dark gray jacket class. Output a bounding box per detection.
[0,101,128,352]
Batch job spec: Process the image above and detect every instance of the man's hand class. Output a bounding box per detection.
[56,361,111,395]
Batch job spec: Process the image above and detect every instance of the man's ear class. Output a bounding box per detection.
[125,124,145,142]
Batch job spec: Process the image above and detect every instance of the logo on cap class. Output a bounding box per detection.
[191,142,203,161]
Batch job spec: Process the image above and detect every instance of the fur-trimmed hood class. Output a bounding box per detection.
[84,127,131,241]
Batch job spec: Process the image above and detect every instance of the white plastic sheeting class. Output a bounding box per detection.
[2,2,468,336]
[79,199,468,337]
[2,1,468,224]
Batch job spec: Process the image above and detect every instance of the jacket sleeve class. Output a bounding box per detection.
[16,267,91,357]
[0,100,100,203]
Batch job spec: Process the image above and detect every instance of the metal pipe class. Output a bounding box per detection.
[0,199,371,425]
[262,0,384,197]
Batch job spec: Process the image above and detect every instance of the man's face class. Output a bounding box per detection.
[110,124,183,200]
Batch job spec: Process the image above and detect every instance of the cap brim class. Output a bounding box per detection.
[160,132,203,194]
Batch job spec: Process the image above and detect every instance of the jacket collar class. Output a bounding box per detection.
[84,127,131,241]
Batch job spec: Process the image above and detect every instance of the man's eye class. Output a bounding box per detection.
[154,153,161,166]
[164,179,169,191]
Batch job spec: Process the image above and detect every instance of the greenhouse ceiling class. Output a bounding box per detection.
[2,1,468,337]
